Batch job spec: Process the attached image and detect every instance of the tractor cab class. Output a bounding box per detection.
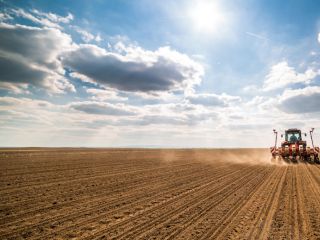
[285,129,302,143]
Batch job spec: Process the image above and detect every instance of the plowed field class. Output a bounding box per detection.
[1,148,320,239]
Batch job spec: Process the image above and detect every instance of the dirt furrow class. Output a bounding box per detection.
[195,166,285,240]
[140,166,271,240]
[0,159,157,177]
[0,162,199,194]
[266,166,300,239]
[298,165,320,239]
[0,164,221,238]
[0,165,203,226]
[37,165,252,240]
[1,164,246,239]
[0,162,204,220]
[87,166,260,240]
[3,149,320,240]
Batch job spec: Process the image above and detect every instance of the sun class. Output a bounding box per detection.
[188,0,227,34]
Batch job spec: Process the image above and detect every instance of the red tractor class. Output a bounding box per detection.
[271,128,320,163]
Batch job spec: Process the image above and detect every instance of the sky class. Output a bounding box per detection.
[0,0,320,147]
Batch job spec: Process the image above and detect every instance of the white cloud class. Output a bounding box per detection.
[186,93,241,107]
[2,7,303,147]
[0,96,55,108]
[31,9,73,24]
[1,8,204,97]
[0,82,29,94]
[95,33,102,42]
[86,88,128,101]
[278,86,320,113]
[8,8,73,29]
[0,12,13,21]
[242,84,259,93]
[263,61,319,91]
[69,101,138,116]
[72,26,102,43]
[245,31,269,41]
[318,33,320,44]
[0,23,75,93]
[0,96,62,129]
[63,43,204,93]
[76,28,95,42]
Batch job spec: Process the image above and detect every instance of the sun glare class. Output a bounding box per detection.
[188,0,227,34]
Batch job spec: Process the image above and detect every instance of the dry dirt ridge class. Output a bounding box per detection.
[1,148,320,239]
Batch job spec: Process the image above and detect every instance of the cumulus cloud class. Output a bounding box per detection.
[263,61,319,91]
[69,101,137,116]
[63,43,204,93]
[0,23,75,93]
[278,86,320,113]
[0,8,204,97]
[186,93,241,107]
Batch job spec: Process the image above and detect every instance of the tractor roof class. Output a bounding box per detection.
[286,128,301,132]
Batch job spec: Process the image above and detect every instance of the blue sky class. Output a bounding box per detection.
[0,0,320,147]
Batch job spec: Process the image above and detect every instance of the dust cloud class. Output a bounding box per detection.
[156,148,273,166]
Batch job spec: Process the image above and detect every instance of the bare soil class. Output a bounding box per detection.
[1,148,320,239]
